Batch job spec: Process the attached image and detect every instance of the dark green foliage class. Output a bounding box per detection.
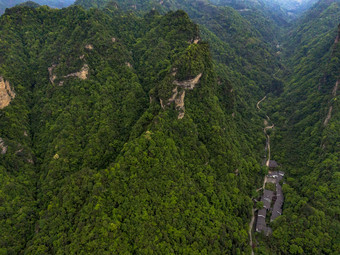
[211,0,290,43]
[1,0,338,254]
[0,4,266,254]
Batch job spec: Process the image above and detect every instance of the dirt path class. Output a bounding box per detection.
[257,96,274,167]
[256,96,266,110]
[249,96,275,254]
[264,124,274,167]
[249,208,255,255]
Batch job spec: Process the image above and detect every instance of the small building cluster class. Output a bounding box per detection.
[270,171,284,222]
[255,162,284,236]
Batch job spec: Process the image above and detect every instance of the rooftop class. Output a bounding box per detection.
[256,214,266,232]
[268,160,278,168]
[271,203,283,221]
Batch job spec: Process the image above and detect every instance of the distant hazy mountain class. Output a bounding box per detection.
[0,0,75,14]
[268,0,318,16]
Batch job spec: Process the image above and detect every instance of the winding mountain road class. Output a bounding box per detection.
[264,124,274,168]
[256,96,266,110]
[249,96,275,255]
[248,208,255,255]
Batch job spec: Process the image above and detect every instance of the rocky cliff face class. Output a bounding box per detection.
[168,73,203,119]
[0,76,15,109]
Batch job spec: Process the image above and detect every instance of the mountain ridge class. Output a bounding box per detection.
[0,0,339,254]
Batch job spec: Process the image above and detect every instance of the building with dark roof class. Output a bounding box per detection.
[256,208,267,232]
[271,183,284,222]
[268,160,278,168]
[256,170,285,234]
[262,189,274,209]
[256,208,272,236]
[271,202,283,221]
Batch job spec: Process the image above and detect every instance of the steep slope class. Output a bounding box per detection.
[0,9,37,252]
[256,0,340,253]
[210,0,290,43]
[76,0,284,156]
[0,4,267,254]
[284,0,340,57]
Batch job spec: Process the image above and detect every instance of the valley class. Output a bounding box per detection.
[249,94,284,254]
[0,0,339,254]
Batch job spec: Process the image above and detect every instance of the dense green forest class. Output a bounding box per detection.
[0,0,339,254]
[0,3,266,254]
[258,0,340,253]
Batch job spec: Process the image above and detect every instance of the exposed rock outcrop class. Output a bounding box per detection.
[85,44,93,50]
[171,68,177,76]
[175,90,185,109]
[324,106,333,126]
[332,79,338,97]
[173,73,202,89]
[175,90,186,119]
[324,79,339,126]
[15,147,23,155]
[0,76,15,109]
[0,138,7,154]
[160,98,165,109]
[168,86,178,104]
[49,63,90,85]
[188,37,200,44]
[165,73,203,119]
[48,64,57,84]
[64,64,89,80]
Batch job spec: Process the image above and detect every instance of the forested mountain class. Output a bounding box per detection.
[76,0,288,40]
[75,0,283,89]
[0,0,74,14]
[0,3,270,254]
[259,0,340,253]
[0,0,339,254]
[210,0,290,40]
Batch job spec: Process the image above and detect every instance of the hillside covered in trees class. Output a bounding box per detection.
[260,0,340,253]
[0,0,339,254]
